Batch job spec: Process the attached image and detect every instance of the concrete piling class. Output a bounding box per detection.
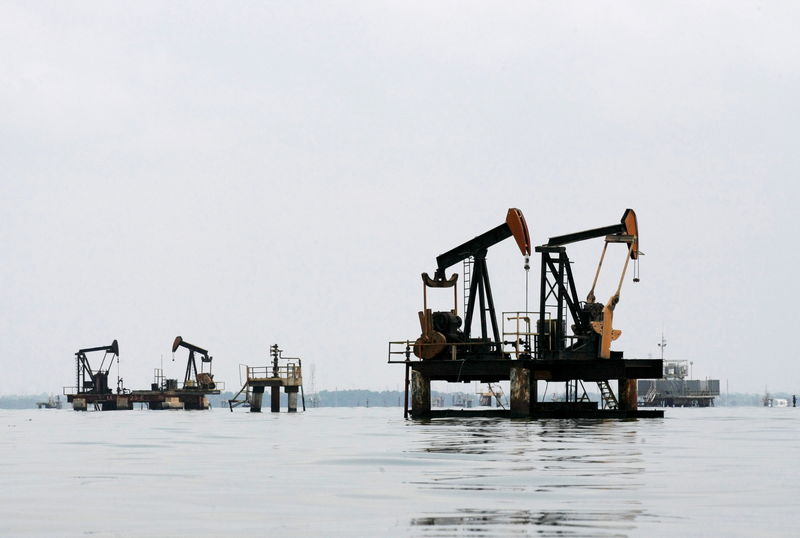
[411,370,431,417]
[287,388,298,413]
[510,367,531,418]
[250,386,264,412]
[618,379,638,411]
[271,386,281,413]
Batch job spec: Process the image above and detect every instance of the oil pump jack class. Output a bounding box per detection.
[75,340,120,395]
[535,209,640,361]
[171,336,216,390]
[414,208,531,361]
[390,207,662,419]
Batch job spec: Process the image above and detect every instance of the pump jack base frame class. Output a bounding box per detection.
[66,388,220,411]
[404,357,664,419]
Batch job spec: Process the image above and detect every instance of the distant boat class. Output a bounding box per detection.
[764,398,788,408]
[36,395,62,409]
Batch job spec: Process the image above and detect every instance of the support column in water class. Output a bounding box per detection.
[250,386,264,413]
[286,387,299,413]
[510,367,531,418]
[410,370,431,418]
[271,385,281,412]
[618,379,638,411]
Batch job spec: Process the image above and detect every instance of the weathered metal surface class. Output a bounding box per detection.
[66,388,218,410]
[250,386,264,413]
[618,379,638,411]
[410,370,431,417]
[227,344,305,412]
[509,367,530,418]
[171,335,215,389]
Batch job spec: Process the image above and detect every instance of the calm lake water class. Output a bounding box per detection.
[1,406,797,536]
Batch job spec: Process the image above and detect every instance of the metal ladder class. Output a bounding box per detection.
[462,256,473,315]
[597,380,618,409]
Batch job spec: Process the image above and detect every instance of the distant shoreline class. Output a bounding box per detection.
[1,390,793,409]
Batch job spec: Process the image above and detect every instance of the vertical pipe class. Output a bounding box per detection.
[557,253,564,351]
[538,253,548,357]
[403,361,410,419]
[453,279,458,316]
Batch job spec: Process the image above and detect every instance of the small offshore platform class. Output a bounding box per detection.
[64,337,222,411]
[638,338,720,407]
[389,208,663,419]
[228,344,305,413]
[36,395,62,409]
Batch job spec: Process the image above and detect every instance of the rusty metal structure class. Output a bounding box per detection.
[389,208,663,419]
[228,344,305,413]
[65,336,223,411]
[64,340,132,411]
[74,340,120,396]
[171,336,217,391]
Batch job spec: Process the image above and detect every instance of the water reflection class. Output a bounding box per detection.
[411,508,646,536]
[408,418,649,534]
[414,419,507,455]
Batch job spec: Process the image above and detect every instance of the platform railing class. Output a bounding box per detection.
[501,311,542,358]
[246,364,302,385]
[388,311,555,362]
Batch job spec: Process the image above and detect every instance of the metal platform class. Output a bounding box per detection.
[411,358,662,383]
[228,344,305,412]
[66,389,220,411]
[400,356,663,419]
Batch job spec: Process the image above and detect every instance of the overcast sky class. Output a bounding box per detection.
[1,1,798,396]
